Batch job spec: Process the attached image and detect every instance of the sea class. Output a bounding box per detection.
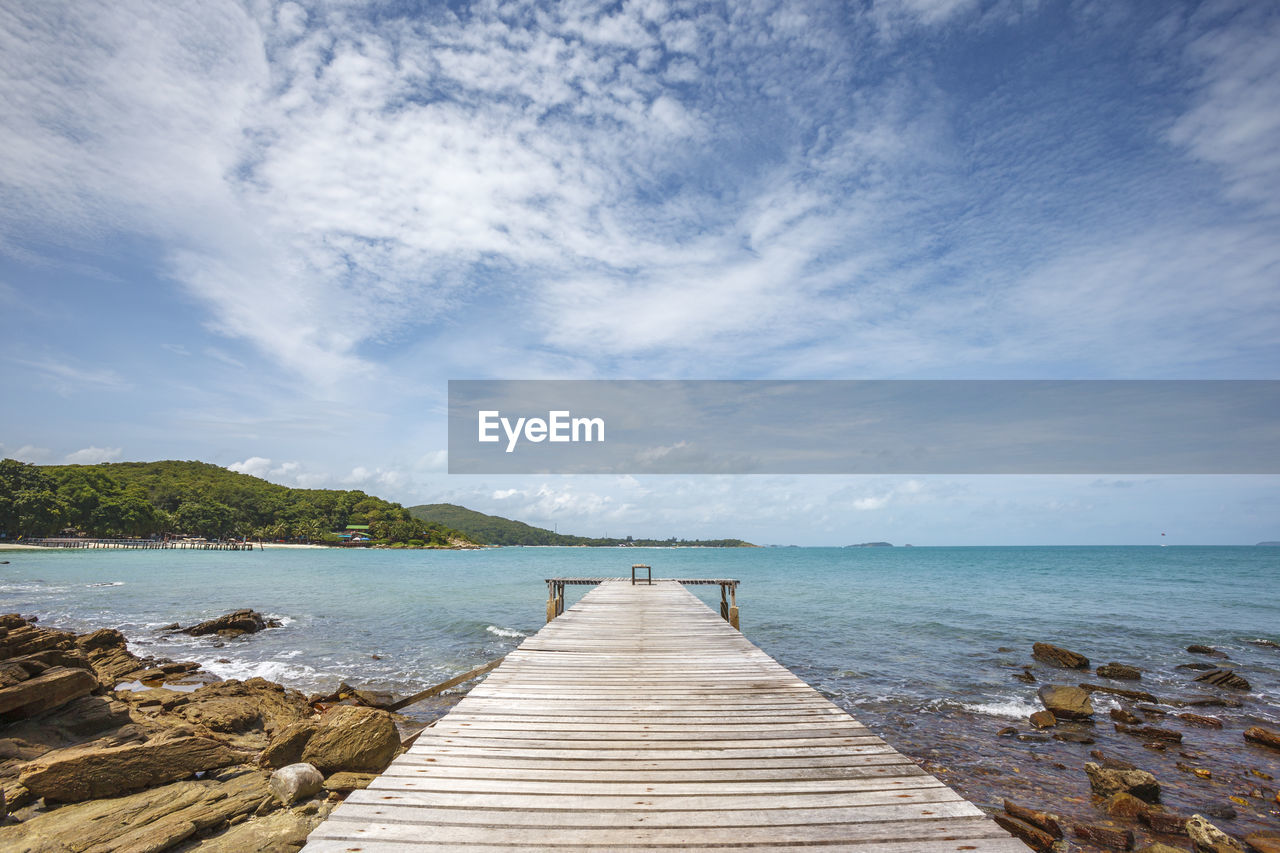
[3,545,1279,835]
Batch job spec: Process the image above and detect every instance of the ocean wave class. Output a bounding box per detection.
[486,625,526,639]
[194,656,327,685]
[960,697,1042,718]
[86,581,125,587]
[264,613,296,627]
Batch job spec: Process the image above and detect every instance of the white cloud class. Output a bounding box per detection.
[1168,2,1280,213]
[228,456,274,478]
[65,446,123,464]
[10,445,54,464]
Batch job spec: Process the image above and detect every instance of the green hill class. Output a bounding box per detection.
[0,458,473,546]
[408,503,754,548]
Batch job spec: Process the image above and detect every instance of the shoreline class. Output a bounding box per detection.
[3,564,1278,852]
[0,609,451,851]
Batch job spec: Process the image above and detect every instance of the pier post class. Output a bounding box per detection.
[729,583,739,630]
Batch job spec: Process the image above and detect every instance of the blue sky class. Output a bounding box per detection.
[2,0,1277,544]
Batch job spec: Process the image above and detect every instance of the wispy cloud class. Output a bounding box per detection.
[9,356,132,394]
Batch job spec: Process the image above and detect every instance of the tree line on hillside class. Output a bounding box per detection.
[409,503,755,548]
[0,459,470,546]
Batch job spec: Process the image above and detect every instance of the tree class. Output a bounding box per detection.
[172,500,236,539]
[0,459,66,537]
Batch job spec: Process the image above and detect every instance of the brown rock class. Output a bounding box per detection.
[1033,642,1090,669]
[1090,750,1137,771]
[18,735,245,802]
[1136,845,1193,853]
[323,771,377,791]
[184,802,328,852]
[1143,810,1191,835]
[1243,726,1280,751]
[0,767,275,851]
[182,609,271,637]
[1193,669,1250,690]
[76,627,152,683]
[1083,683,1159,703]
[1178,713,1224,729]
[1014,668,1037,683]
[0,621,77,658]
[1054,730,1096,744]
[1186,645,1226,657]
[1075,823,1136,850]
[37,694,132,737]
[300,705,399,773]
[0,665,98,719]
[1244,831,1280,853]
[353,688,396,709]
[1115,723,1183,743]
[1030,710,1057,728]
[1187,815,1244,853]
[1038,684,1094,719]
[994,814,1057,852]
[0,660,30,687]
[1085,762,1161,803]
[1112,708,1142,724]
[1184,697,1242,708]
[260,720,319,769]
[269,762,323,805]
[1106,792,1151,818]
[1098,663,1142,680]
[181,677,313,747]
[1004,800,1064,839]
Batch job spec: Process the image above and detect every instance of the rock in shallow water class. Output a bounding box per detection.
[1243,726,1280,751]
[182,609,274,637]
[1187,815,1244,853]
[1033,643,1090,669]
[1038,684,1094,720]
[1030,710,1057,728]
[1084,761,1161,803]
[1192,669,1251,691]
[1244,831,1280,853]
[1097,662,1142,680]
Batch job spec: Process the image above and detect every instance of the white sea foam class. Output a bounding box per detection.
[264,613,295,627]
[961,697,1042,718]
[196,656,326,684]
[486,625,526,639]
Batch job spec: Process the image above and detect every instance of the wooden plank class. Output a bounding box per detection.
[302,579,1014,852]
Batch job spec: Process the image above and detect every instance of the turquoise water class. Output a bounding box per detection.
[3,545,1277,726]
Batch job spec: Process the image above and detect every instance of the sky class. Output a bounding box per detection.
[1,0,1278,545]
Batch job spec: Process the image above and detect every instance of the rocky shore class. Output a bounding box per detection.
[0,611,423,852]
[879,640,1280,853]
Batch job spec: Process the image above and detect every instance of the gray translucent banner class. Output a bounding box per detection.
[447,380,1280,474]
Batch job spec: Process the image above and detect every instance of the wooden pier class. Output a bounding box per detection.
[19,538,255,551]
[302,578,1020,852]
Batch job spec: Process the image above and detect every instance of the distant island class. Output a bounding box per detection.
[1259,541,1280,546]
[845,541,893,548]
[409,503,755,548]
